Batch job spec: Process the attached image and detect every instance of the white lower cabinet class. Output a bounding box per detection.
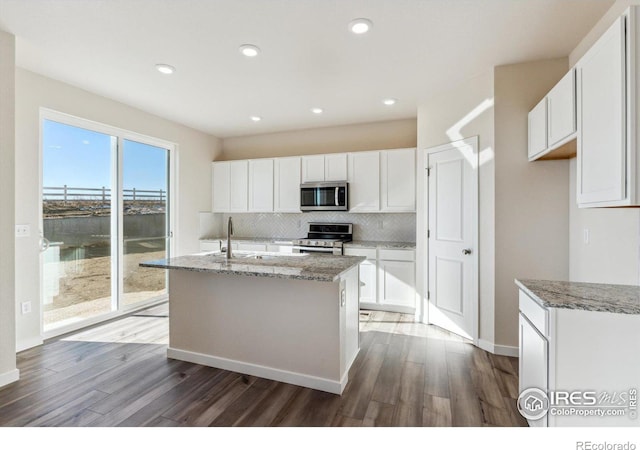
[518,288,640,427]
[378,260,416,309]
[519,310,548,427]
[358,260,377,304]
[345,246,415,313]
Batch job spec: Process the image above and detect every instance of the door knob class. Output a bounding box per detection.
[462,248,472,255]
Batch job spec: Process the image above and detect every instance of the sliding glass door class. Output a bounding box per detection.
[41,113,173,334]
[122,139,169,308]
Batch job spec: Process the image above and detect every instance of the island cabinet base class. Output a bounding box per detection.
[166,267,360,395]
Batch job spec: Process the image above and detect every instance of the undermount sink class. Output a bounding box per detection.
[209,251,276,261]
[207,250,307,262]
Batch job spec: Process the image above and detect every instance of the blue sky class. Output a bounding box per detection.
[43,120,168,192]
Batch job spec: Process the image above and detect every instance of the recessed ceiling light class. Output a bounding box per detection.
[155,64,175,75]
[382,98,397,106]
[250,116,262,122]
[239,44,261,57]
[349,18,373,35]
[311,108,324,114]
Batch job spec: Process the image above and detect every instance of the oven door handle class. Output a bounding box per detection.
[335,187,339,206]
[292,245,334,253]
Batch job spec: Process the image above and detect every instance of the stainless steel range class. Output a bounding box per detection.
[292,222,353,255]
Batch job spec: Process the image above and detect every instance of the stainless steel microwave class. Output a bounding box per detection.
[300,182,348,211]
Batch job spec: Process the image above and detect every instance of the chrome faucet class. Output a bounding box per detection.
[226,216,233,260]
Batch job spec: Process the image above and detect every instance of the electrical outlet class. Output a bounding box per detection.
[378,219,384,230]
[21,301,32,315]
[15,224,30,238]
[584,228,590,245]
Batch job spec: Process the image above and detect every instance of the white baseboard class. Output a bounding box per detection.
[478,339,519,357]
[0,369,19,388]
[16,336,44,353]
[167,347,347,395]
[360,303,416,315]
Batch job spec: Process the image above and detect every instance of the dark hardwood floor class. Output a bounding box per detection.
[0,304,526,427]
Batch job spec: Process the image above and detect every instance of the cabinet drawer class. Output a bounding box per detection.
[378,248,415,262]
[344,247,376,259]
[519,290,548,336]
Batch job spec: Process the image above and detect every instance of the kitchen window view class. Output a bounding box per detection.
[41,118,172,333]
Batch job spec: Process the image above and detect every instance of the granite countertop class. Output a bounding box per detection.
[200,237,296,244]
[141,251,365,282]
[199,237,416,249]
[346,240,416,249]
[515,279,640,315]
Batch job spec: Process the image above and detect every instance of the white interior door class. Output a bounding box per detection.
[427,139,478,341]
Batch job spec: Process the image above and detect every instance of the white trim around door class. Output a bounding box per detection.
[417,136,479,344]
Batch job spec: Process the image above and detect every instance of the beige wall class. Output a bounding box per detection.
[15,68,221,351]
[494,58,570,347]
[221,119,417,160]
[0,31,17,385]
[570,0,638,67]
[417,71,496,345]
[569,159,640,284]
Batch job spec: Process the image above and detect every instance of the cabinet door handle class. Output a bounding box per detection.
[462,248,472,255]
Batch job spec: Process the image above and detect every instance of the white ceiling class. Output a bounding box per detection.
[0,0,613,138]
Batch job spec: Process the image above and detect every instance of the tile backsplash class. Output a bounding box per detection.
[201,212,416,242]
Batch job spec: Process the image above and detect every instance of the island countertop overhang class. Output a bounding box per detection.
[141,251,366,282]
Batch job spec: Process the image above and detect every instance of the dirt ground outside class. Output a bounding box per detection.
[44,249,167,329]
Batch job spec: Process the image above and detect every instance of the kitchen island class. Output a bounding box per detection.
[141,251,364,394]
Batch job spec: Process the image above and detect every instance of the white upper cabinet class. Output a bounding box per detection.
[528,98,548,160]
[527,69,577,161]
[302,154,348,182]
[348,151,380,212]
[380,148,416,212]
[301,155,325,182]
[248,159,274,212]
[212,162,230,212]
[229,160,249,212]
[274,157,301,212]
[576,13,628,207]
[324,153,348,181]
[212,149,416,213]
[548,70,577,148]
